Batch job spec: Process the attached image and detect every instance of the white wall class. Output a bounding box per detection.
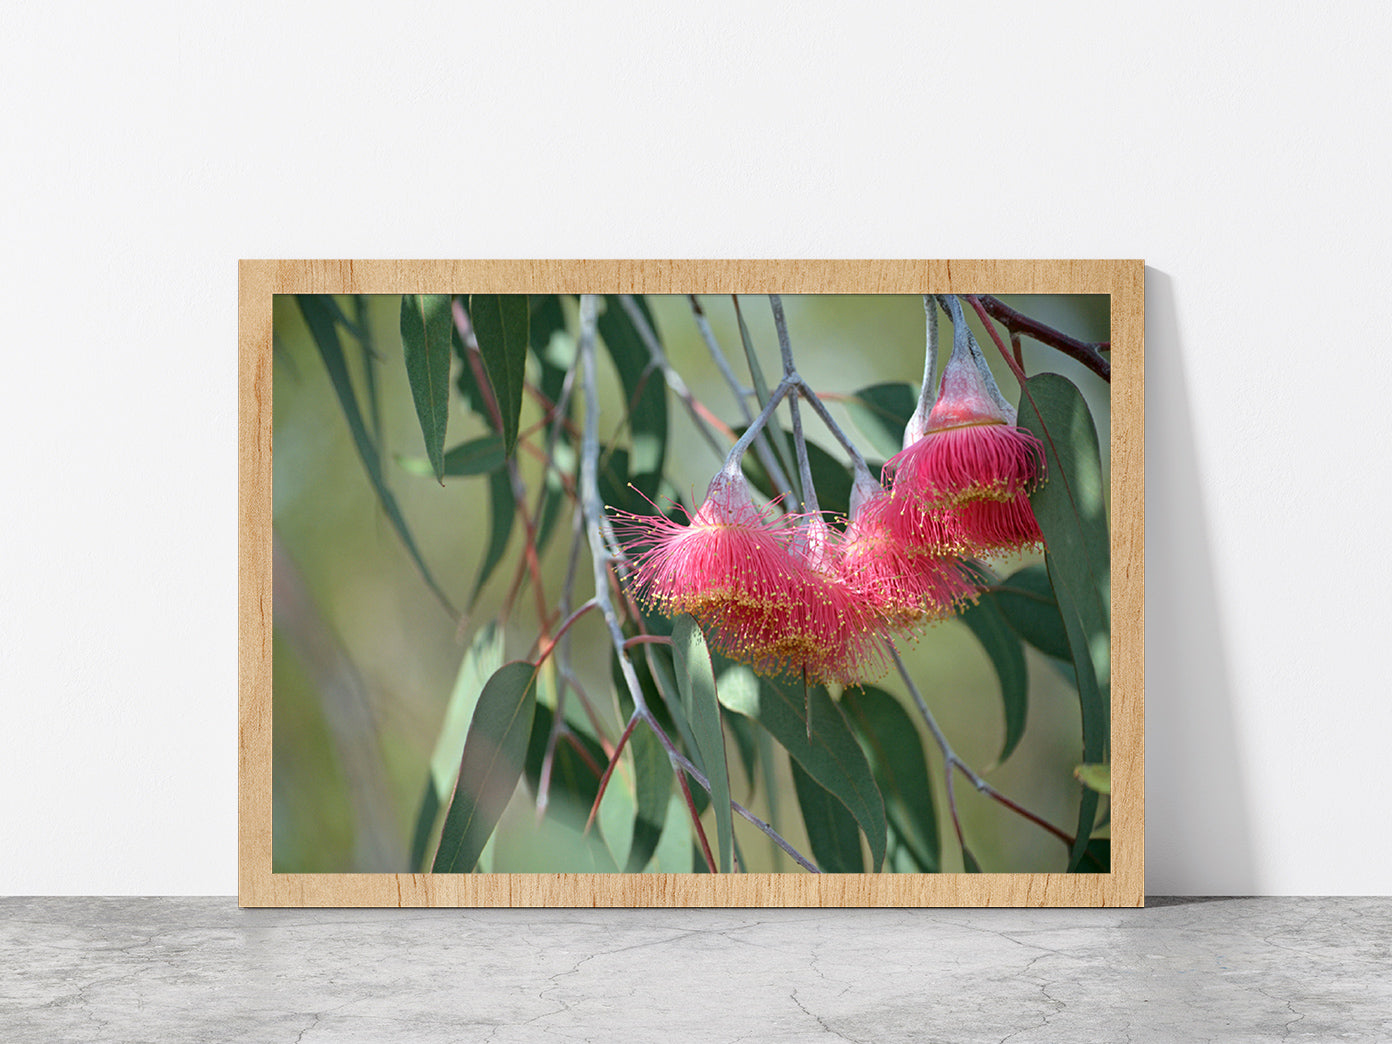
[2,2,1387,896]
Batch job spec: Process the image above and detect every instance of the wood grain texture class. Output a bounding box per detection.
[239,259,1144,908]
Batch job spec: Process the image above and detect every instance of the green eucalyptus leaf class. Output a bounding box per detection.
[719,675,886,871]
[470,467,515,608]
[672,616,733,873]
[598,295,667,497]
[842,686,940,872]
[397,434,507,479]
[625,721,674,872]
[962,845,983,873]
[469,294,530,458]
[959,589,1029,766]
[408,622,506,871]
[432,661,538,873]
[791,760,863,872]
[399,295,454,482]
[993,563,1071,661]
[295,295,455,615]
[1016,373,1110,871]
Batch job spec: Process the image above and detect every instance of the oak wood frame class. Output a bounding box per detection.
[239,259,1143,907]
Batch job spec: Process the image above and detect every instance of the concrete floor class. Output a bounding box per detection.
[1,897,1388,1042]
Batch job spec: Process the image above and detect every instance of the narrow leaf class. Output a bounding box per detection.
[1016,374,1109,869]
[844,381,917,460]
[295,296,456,614]
[959,588,1029,765]
[399,295,454,482]
[992,563,1071,661]
[469,294,530,457]
[791,760,863,872]
[719,675,887,871]
[470,467,516,606]
[598,295,667,496]
[672,616,733,873]
[396,434,507,480]
[432,661,538,872]
[626,721,674,872]
[842,686,940,872]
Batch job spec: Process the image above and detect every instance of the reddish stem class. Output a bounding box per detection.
[584,713,643,835]
[676,769,718,873]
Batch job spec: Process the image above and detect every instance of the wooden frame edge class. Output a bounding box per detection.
[239,259,1144,908]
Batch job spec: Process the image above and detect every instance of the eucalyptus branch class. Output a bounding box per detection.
[975,294,1110,381]
[618,294,727,461]
[723,378,795,466]
[792,380,873,478]
[579,294,819,873]
[687,296,797,512]
[886,642,1078,853]
[769,295,819,515]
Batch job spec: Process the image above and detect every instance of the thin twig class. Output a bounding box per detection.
[687,296,797,511]
[975,294,1110,382]
[618,295,728,460]
[769,295,818,515]
[887,642,1078,852]
[664,748,821,873]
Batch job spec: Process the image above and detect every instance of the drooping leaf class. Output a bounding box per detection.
[1055,555,1106,871]
[958,587,1029,766]
[450,302,493,423]
[598,295,667,497]
[469,294,530,458]
[733,295,800,504]
[1016,373,1110,871]
[469,467,516,608]
[397,434,506,479]
[672,616,733,873]
[408,622,506,870]
[740,425,853,520]
[1075,763,1111,794]
[842,686,940,872]
[992,563,1071,661]
[295,295,456,615]
[626,721,674,872]
[432,661,538,873]
[719,675,886,871]
[844,381,917,460]
[791,760,862,873]
[399,295,454,482]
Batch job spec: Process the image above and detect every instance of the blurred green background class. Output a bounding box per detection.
[271,293,1110,874]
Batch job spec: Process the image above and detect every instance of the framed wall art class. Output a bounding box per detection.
[240,259,1143,906]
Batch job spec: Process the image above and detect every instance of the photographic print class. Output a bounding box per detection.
[240,260,1142,906]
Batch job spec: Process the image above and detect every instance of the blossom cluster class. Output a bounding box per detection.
[614,336,1046,685]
